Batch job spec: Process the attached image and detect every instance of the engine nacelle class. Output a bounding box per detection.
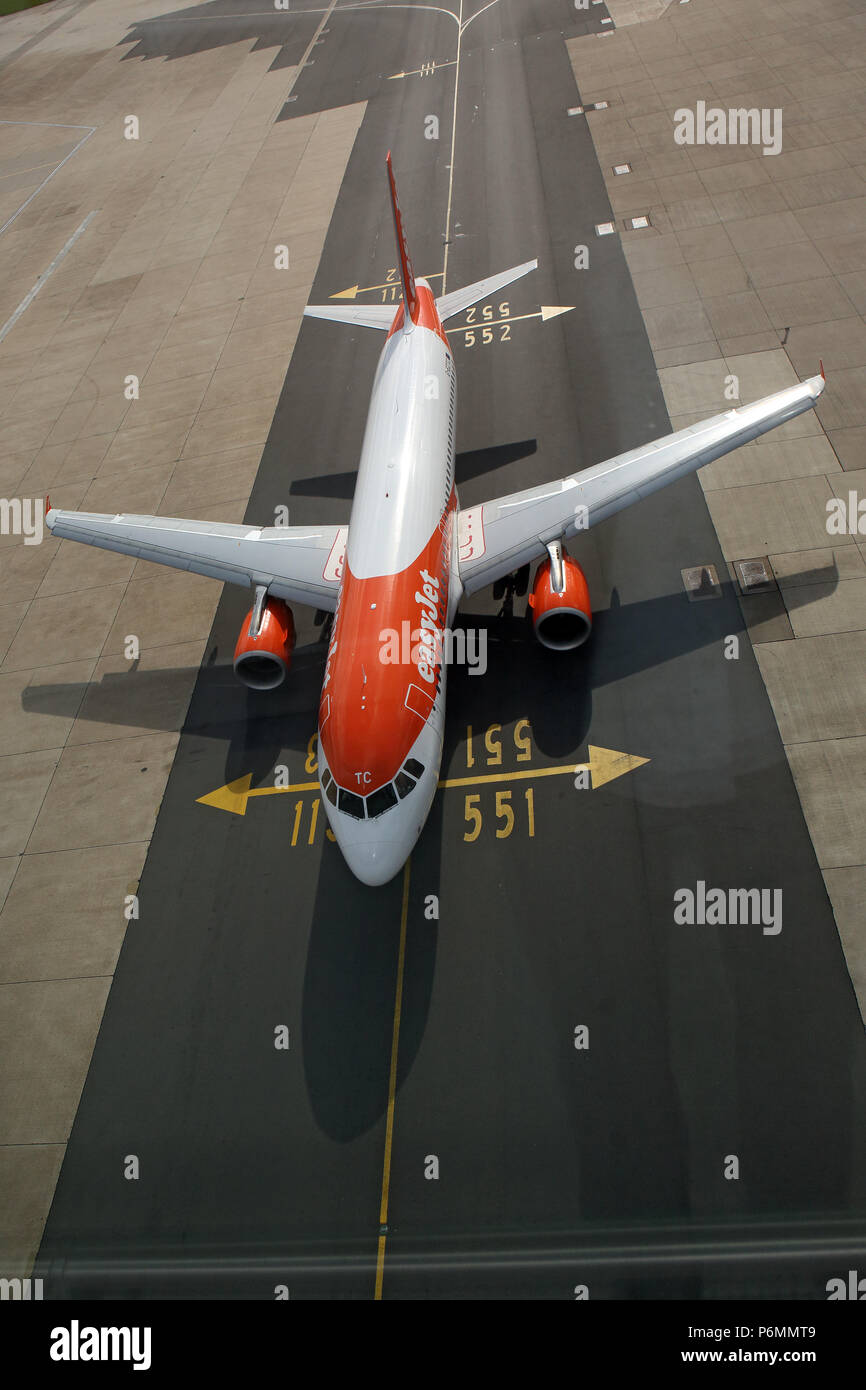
[528,551,592,650]
[234,596,296,689]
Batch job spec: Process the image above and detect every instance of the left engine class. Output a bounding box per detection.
[233,596,296,690]
[528,549,592,650]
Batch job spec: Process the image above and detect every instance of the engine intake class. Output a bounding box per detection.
[234,595,296,689]
[529,550,592,650]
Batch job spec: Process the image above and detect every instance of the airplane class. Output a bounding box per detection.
[46,153,827,886]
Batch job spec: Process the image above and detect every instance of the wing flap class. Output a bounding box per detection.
[457,374,826,595]
[45,510,347,611]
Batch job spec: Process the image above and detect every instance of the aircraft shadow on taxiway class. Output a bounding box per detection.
[20,563,838,1142]
[21,559,838,766]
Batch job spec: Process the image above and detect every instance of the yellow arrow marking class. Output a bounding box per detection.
[585,745,651,789]
[196,774,318,815]
[454,305,575,332]
[331,271,444,300]
[440,746,648,790]
[196,746,648,817]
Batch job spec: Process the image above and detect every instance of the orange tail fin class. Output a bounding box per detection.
[385,151,417,326]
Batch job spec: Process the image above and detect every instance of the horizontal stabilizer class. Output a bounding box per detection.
[303,302,396,331]
[305,259,539,331]
[436,259,538,322]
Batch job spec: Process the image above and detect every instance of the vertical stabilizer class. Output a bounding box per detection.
[385,151,417,329]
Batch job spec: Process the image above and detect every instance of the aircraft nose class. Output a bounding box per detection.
[339,837,406,887]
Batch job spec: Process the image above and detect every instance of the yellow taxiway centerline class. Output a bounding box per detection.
[375,859,412,1300]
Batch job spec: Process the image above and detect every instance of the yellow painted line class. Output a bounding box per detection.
[439,762,585,789]
[198,764,582,812]
[331,271,443,300]
[250,779,318,797]
[0,159,61,182]
[197,747,649,815]
[375,1234,387,1286]
[375,859,411,1300]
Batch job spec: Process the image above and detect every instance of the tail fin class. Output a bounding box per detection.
[386,151,417,327]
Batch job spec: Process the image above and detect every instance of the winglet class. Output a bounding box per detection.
[819,358,825,380]
[385,151,417,328]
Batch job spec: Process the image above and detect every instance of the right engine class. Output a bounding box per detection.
[528,548,592,650]
[233,595,296,690]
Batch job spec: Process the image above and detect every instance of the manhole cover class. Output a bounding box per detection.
[734,557,775,593]
[681,564,722,600]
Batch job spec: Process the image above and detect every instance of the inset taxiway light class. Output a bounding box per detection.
[567,106,585,116]
[613,163,632,175]
[628,214,651,230]
[601,15,613,23]
[591,100,609,109]
[595,221,616,236]
[681,565,721,601]
[733,556,776,594]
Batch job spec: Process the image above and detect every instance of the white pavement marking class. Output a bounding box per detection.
[151,5,459,18]
[440,0,502,293]
[339,2,457,20]
[0,122,96,238]
[0,211,98,346]
[441,0,464,296]
[278,0,343,114]
[461,0,501,32]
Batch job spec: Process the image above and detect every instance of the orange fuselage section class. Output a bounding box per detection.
[318,507,454,795]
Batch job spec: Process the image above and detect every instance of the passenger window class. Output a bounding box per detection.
[367,783,398,819]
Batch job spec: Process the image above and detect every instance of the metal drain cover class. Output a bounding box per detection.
[681,564,722,600]
[734,556,775,594]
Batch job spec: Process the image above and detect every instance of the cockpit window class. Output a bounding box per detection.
[394,770,416,799]
[324,761,424,815]
[367,783,398,819]
[338,788,365,819]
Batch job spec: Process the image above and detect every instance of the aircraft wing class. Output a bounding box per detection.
[45,510,347,611]
[456,373,826,596]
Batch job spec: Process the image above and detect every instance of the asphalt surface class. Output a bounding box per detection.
[36,0,866,1299]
